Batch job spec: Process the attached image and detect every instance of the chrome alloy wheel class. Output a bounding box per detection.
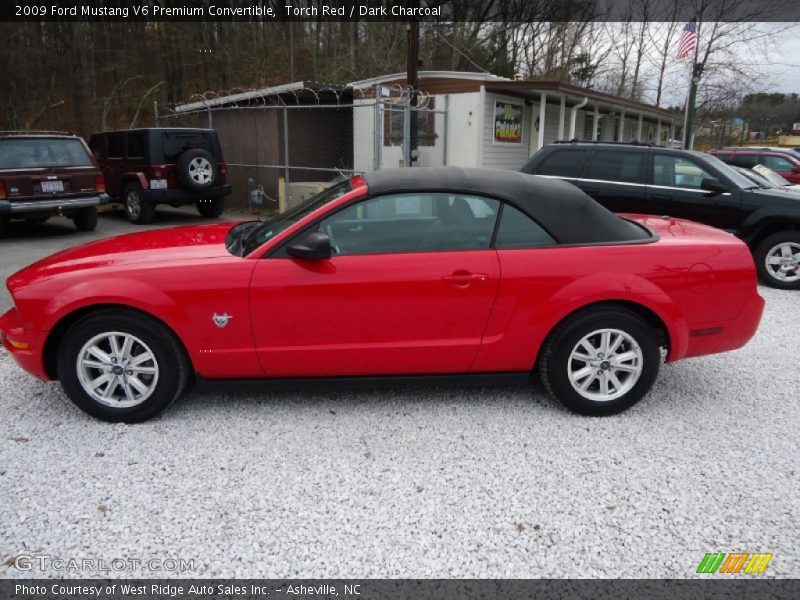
[765,241,800,283]
[125,189,141,220]
[76,332,159,408]
[567,328,643,402]
[188,156,213,185]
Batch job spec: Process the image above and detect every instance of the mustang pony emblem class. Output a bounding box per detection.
[212,313,233,328]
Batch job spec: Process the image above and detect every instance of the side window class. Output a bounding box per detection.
[89,136,104,159]
[581,150,644,183]
[762,155,794,172]
[126,132,146,159]
[652,154,713,189]
[533,149,589,177]
[108,133,124,158]
[495,204,556,249]
[317,193,500,256]
[731,154,758,168]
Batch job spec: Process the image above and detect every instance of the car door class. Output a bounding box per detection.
[249,192,502,377]
[573,147,648,214]
[646,152,742,231]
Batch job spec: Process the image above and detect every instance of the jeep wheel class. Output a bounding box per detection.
[196,197,225,218]
[755,231,800,290]
[177,149,217,192]
[123,182,155,224]
[72,207,98,232]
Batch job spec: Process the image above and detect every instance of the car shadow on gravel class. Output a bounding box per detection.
[165,382,561,421]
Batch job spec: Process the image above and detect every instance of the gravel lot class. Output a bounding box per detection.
[0,212,798,579]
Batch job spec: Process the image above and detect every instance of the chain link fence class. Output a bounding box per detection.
[155,84,447,213]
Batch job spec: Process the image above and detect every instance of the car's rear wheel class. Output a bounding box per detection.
[57,310,189,423]
[755,231,800,289]
[196,196,225,218]
[177,149,217,192]
[539,306,661,416]
[123,182,155,224]
[72,207,97,232]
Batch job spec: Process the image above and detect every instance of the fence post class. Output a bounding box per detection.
[403,87,411,167]
[153,101,159,127]
[373,84,382,171]
[443,94,449,166]
[283,106,291,205]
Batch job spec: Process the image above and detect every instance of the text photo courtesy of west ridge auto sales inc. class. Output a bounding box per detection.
[0,1,798,599]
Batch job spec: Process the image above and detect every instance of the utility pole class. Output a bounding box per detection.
[683,62,703,150]
[406,17,419,165]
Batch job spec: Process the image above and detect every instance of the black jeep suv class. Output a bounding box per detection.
[522,141,800,289]
[89,128,232,224]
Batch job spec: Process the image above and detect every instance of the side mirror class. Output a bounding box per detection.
[792,165,800,174]
[287,232,332,260]
[701,177,728,194]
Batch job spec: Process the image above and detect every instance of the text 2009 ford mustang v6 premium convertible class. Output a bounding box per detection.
[1,168,764,422]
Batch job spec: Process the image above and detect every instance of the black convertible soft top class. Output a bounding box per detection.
[362,167,650,244]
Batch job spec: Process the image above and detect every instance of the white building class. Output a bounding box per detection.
[350,71,683,172]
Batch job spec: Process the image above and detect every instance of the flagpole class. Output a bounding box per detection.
[680,18,701,150]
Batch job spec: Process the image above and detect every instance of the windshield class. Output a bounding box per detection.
[0,138,93,169]
[702,153,758,189]
[752,163,791,187]
[735,167,775,188]
[239,179,353,256]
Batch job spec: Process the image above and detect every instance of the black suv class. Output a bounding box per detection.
[522,141,800,289]
[88,128,232,224]
[0,132,108,237]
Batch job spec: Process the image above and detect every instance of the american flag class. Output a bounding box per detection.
[677,20,698,59]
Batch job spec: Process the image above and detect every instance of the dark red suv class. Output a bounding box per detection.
[0,132,108,237]
[88,128,232,224]
[709,147,800,184]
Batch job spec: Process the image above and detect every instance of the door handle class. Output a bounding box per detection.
[442,272,489,287]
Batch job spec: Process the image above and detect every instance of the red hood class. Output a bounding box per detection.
[8,222,239,290]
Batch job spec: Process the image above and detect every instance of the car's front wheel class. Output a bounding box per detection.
[72,207,97,232]
[196,196,225,218]
[755,231,800,290]
[539,306,661,416]
[123,182,155,225]
[57,310,189,422]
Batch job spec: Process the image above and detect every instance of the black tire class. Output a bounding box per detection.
[754,231,800,290]
[72,207,97,232]
[56,309,190,423]
[539,306,661,416]
[196,196,225,218]
[0,217,8,238]
[176,149,217,192]
[123,182,155,224]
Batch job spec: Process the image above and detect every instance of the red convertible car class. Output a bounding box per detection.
[0,168,764,422]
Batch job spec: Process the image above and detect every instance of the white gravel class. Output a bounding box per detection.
[0,286,797,579]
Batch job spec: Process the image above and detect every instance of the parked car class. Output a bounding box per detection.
[709,146,800,184]
[0,132,108,236]
[521,141,800,289]
[1,168,763,422]
[88,128,231,224]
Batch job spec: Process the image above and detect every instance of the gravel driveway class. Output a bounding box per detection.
[0,214,797,579]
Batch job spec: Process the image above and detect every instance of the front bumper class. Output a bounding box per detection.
[142,184,232,204]
[0,307,50,380]
[0,193,109,216]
